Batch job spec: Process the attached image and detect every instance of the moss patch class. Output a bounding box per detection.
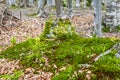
[0,19,120,79]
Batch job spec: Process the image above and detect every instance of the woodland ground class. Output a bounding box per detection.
[0,4,120,46]
[0,4,120,80]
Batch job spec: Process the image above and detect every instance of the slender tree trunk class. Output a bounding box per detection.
[19,0,34,7]
[47,0,53,6]
[55,0,62,18]
[28,0,35,7]
[67,0,72,18]
[91,0,94,7]
[76,0,80,7]
[84,0,87,8]
[23,0,28,8]
[93,0,102,37]
[37,0,46,16]
[52,0,55,6]
[46,0,53,13]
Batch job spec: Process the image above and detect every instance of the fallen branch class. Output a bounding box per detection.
[4,8,20,20]
[0,7,20,28]
[94,43,120,61]
[86,34,93,38]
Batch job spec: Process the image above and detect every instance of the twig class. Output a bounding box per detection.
[86,34,93,38]
[79,64,92,68]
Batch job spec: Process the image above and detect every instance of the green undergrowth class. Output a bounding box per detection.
[0,70,24,80]
[102,25,120,32]
[0,19,120,80]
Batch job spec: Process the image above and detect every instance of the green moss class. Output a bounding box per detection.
[0,70,24,80]
[0,19,120,79]
[93,55,120,79]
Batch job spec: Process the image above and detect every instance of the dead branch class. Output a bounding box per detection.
[3,8,20,20]
[0,7,20,29]
[94,43,120,61]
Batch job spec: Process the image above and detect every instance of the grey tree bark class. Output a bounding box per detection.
[37,0,45,16]
[55,0,62,18]
[67,0,72,18]
[6,0,16,5]
[37,0,54,17]
[76,0,80,7]
[105,0,120,32]
[93,0,102,37]
[84,0,87,8]
[19,0,34,8]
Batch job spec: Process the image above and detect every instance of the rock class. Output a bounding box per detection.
[115,52,120,58]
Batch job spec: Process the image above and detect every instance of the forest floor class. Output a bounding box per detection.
[0,4,120,80]
[0,5,120,46]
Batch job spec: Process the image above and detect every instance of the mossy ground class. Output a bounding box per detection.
[0,19,120,80]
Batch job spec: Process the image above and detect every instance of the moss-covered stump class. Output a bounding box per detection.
[0,19,120,80]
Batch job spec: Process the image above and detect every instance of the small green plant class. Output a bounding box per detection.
[11,37,17,45]
[116,26,120,32]
[102,26,110,32]
[53,20,76,39]
[102,26,120,32]
[62,0,67,7]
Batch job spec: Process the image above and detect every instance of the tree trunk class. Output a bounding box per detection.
[55,0,62,18]
[67,0,72,18]
[19,0,34,8]
[37,0,46,16]
[93,0,102,37]
[84,0,87,8]
[76,0,80,7]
